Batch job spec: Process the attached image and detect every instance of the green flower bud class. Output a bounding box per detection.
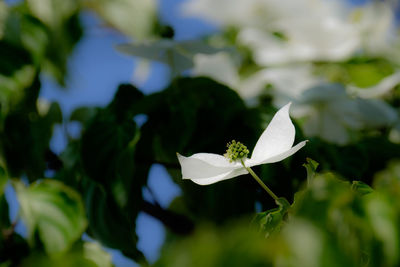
[224,140,249,162]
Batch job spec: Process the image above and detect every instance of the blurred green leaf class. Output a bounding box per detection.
[363,192,400,266]
[84,182,145,263]
[14,179,87,254]
[346,59,394,88]
[20,241,112,267]
[26,0,80,27]
[315,58,394,88]
[0,232,30,265]
[140,77,260,163]
[254,197,290,236]
[0,166,7,196]
[0,2,7,39]
[373,160,400,199]
[81,110,138,189]
[70,107,98,125]
[88,0,157,40]
[136,77,264,222]
[3,79,62,180]
[42,12,82,85]
[0,194,10,231]
[154,221,274,267]
[303,157,319,185]
[351,181,373,195]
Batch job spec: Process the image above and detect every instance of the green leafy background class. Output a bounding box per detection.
[1,1,400,267]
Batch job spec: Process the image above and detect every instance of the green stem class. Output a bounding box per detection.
[241,159,279,201]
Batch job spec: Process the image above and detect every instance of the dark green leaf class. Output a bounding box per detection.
[0,166,7,196]
[69,107,98,125]
[84,182,145,263]
[351,181,373,195]
[253,197,290,236]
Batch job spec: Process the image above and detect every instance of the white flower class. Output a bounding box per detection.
[183,0,360,64]
[192,52,321,102]
[177,103,307,185]
[295,83,397,144]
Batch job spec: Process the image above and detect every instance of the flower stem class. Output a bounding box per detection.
[241,159,279,201]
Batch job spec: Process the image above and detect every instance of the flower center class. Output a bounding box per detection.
[224,140,249,163]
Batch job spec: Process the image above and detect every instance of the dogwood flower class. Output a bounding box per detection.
[177,103,307,185]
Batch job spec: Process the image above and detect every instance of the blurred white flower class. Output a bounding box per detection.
[354,2,399,57]
[183,0,360,64]
[177,103,307,185]
[295,83,397,144]
[193,52,321,101]
[193,52,239,88]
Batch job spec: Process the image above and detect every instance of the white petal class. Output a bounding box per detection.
[177,153,240,180]
[248,141,307,166]
[250,103,295,164]
[190,168,249,185]
[191,153,242,168]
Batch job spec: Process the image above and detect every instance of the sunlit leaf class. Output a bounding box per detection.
[88,0,157,40]
[20,241,112,267]
[14,179,87,254]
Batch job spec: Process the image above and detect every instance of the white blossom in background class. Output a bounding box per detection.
[183,0,400,144]
[183,0,361,64]
[177,103,307,185]
[354,2,399,58]
[295,84,397,144]
[193,52,322,102]
[192,52,239,88]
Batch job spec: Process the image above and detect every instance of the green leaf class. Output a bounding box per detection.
[20,241,112,267]
[351,181,373,195]
[26,0,80,27]
[303,157,319,185]
[81,110,138,188]
[3,81,62,180]
[89,0,157,40]
[84,183,145,263]
[135,77,262,222]
[0,194,10,231]
[14,179,87,254]
[346,59,394,88]
[0,165,7,196]
[154,221,275,267]
[363,192,400,266]
[0,232,30,265]
[254,197,290,236]
[69,107,98,125]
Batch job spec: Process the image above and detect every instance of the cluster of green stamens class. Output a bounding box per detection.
[224,140,250,163]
